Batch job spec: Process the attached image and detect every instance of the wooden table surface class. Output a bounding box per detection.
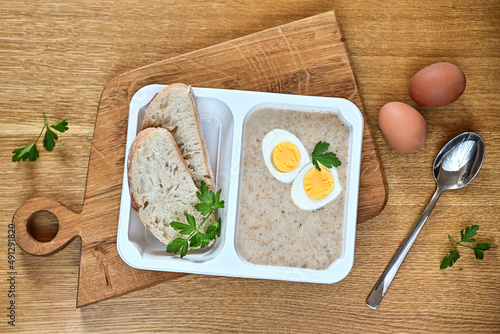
[1,1,499,333]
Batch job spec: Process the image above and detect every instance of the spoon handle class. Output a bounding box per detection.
[366,188,443,309]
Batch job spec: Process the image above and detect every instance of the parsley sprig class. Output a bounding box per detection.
[440,225,495,269]
[12,113,69,162]
[166,181,224,258]
[311,141,341,171]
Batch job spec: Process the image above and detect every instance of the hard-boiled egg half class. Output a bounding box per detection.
[262,129,310,183]
[291,163,342,211]
[262,129,342,210]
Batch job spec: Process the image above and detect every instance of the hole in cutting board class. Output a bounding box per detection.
[27,210,59,242]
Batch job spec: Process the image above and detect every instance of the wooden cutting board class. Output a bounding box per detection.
[13,10,387,307]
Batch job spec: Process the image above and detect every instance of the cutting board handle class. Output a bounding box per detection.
[13,197,81,256]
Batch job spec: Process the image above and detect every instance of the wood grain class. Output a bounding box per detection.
[12,11,387,308]
[0,0,499,333]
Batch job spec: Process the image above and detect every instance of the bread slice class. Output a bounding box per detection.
[142,83,214,190]
[127,128,214,245]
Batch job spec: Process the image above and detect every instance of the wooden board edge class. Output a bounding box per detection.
[76,272,187,308]
[334,13,388,222]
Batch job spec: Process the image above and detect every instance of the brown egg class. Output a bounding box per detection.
[378,102,427,153]
[409,62,466,107]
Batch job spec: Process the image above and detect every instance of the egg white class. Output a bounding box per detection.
[262,129,311,183]
[291,163,342,211]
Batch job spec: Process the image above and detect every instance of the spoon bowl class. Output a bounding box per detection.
[366,132,485,309]
[433,132,485,191]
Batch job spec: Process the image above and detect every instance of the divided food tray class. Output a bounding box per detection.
[117,84,364,284]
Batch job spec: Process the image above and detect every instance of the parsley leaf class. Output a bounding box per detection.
[206,221,219,240]
[194,202,212,216]
[216,218,221,238]
[28,144,39,161]
[212,189,224,209]
[166,238,188,254]
[312,141,329,156]
[166,181,225,258]
[12,113,68,162]
[199,233,210,248]
[43,128,58,151]
[180,240,189,257]
[51,120,69,132]
[190,233,201,248]
[12,143,38,162]
[196,181,212,205]
[441,225,495,269]
[186,213,196,228]
[195,186,225,215]
[476,242,493,251]
[170,220,195,235]
[473,248,484,260]
[440,250,460,269]
[311,141,341,171]
[460,225,479,243]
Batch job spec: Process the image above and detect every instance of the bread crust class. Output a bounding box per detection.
[142,83,215,190]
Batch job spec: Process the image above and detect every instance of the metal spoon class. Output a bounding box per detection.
[366,132,485,309]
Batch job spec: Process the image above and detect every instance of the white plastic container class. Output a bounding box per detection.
[117,85,364,284]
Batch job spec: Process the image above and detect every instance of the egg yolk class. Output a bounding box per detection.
[303,167,334,200]
[272,142,301,173]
